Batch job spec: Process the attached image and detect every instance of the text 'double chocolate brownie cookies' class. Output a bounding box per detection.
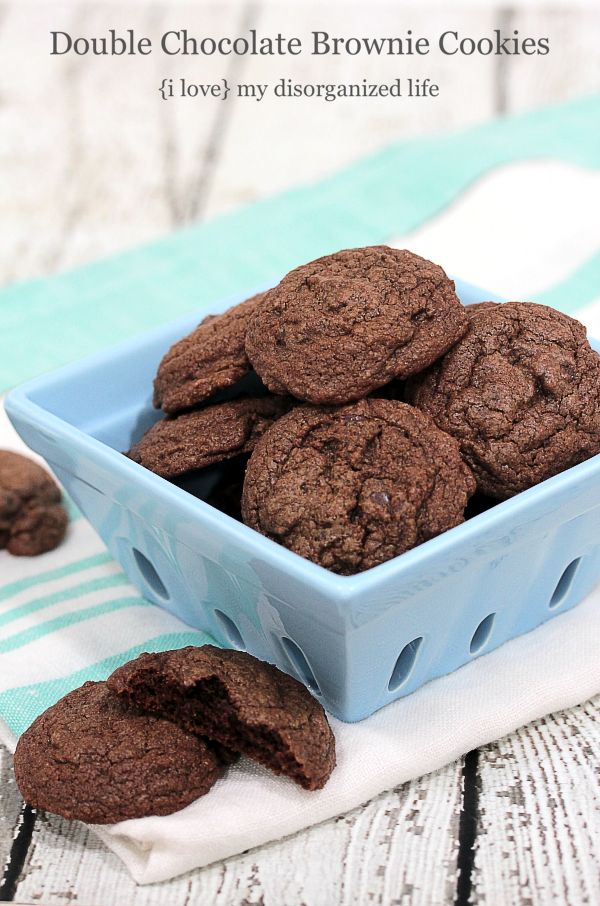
[13,682,223,824]
[108,645,336,791]
[154,292,265,414]
[245,247,468,405]
[0,450,68,556]
[127,396,292,478]
[407,301,600,498]
[241,398,476,574]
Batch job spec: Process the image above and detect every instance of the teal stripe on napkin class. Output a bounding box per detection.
[1,94,599,392]
[0,631,213,737]
[0,573,130,628]
[0,597,151,654]
[0,552,113,602]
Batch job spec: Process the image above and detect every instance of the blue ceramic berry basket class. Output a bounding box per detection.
[6,280,600,721]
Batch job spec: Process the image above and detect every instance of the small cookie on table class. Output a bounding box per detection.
[14,681,225,824]
[0,450,67,556]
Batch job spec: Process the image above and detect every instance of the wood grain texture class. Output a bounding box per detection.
[0,747,36,902]
[12,761,463,905]
[203,3,500,219]
[0,749,22,866]
[0,1,245,286]
[3,2,599,286]
[505,7,600,114]
[1,2,599,903]
[473,696,600,906]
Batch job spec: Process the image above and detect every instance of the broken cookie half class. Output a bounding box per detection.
[107,645,336,791]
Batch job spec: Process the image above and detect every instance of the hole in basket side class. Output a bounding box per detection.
[388,637,423,692]
[214,610,246,650]
[470,613,495,654]
[280,637,321,695]
[132,548,169,600]
[549,558,582,610]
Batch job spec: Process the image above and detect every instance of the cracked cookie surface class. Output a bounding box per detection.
[108,645,336,791]
[14,681,223,824]
[407,301,600,498]
[245,246,468,404]
[0,450,67,556]
[241,398,475,574]
[128,396,292,478]
[154,292,265,414]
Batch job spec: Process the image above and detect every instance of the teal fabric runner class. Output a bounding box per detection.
[0,632,209,739]
[1,94,599,392]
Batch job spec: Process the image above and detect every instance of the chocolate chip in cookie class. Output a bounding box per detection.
[0,450,68,556]
[154,293,266,414]
[127,396,292,479]
[108,645,336,791]
[241,398,475,574]
[407,301,600,498]
[14,681,224,824]
[245,247,468,405]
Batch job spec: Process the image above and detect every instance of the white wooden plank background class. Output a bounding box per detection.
[0,2,599,904]
[474,700,600,906]
[8,756,465,906]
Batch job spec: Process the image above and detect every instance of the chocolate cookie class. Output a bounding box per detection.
[108,645,336,791]
[466,301,501,316]
[407,301,600,498]
[154,293,265,414]
[245,247,468,404]
[241,398,475,574]
[128,396,292,478]
[0,451,67,556]
[14,681,223,824]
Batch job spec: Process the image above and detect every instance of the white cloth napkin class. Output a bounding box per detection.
[1,403,600,884]
[95,593,600,883]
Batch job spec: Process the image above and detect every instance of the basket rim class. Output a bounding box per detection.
[7,282,600,599]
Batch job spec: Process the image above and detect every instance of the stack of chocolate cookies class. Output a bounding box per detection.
[14,645,337,823]
[129,246,600,575]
